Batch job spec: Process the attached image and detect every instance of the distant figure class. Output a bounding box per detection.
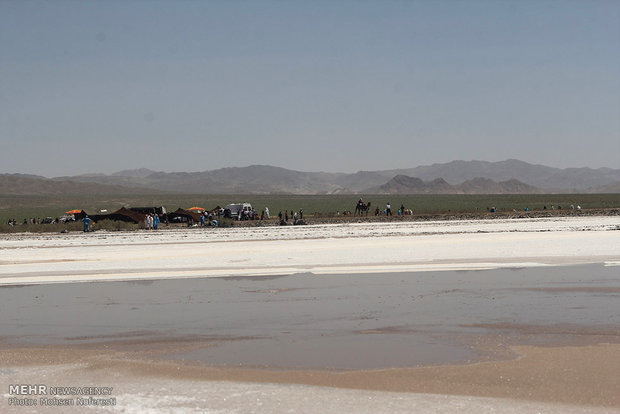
[299,209,303,219]
[153,214,160,230]
[278,211,283,221]
[82,216,92,232]
[265,207,270,219]
[285,211,289,221]
[386,202,392,216]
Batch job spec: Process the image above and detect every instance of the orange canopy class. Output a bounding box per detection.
[65,209,82,214]
[188,207,205,211]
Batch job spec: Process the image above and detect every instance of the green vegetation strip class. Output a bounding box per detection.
[2,193,619,226]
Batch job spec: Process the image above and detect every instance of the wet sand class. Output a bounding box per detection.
[1,217,619,412]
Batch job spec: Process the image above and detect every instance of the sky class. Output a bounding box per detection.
[1,0,619,177]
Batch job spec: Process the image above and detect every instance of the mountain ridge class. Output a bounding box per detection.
[2,160,619,195]
[0,174,163,196]
[371,175,544,194]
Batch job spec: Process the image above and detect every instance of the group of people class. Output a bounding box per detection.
[143,213,161,230]
[277,209,304,224]
[6,217,66,226]
[238,208,258,220]
[376,202,411,216]
[199,211,219,227]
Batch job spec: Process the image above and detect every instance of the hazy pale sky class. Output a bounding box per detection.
[1,0,619,177]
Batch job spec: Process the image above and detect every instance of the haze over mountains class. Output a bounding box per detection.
[2,160,619,195]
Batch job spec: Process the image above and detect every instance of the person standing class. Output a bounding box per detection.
[386,202,392,216]
[153,214,160,230]
[82,216,92,232]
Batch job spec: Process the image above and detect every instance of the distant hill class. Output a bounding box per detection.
[371,175,543,194]
[3,159,618,195]
[378,159,620,192]
[0,174,160,196]
[371,176,453,194]
[111,168,159,178]
[588,181,620,193]
[458,177,543,194]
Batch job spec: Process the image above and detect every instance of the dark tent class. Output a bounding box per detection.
[166,208,202,224]
[91,207,145,224]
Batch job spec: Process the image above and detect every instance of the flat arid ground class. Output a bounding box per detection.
[1,216,619,413]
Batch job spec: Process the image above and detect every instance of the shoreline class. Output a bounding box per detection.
[1,340,619,409]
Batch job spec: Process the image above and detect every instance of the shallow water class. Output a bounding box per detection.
[1,264,618,369]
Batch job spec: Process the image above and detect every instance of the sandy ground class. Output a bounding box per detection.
[1,216,619,413]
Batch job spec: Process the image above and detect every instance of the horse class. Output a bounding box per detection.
[354,201,371,216]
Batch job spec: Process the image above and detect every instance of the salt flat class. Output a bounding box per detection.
[1,216,619,285]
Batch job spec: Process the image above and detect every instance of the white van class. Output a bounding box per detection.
[224,203,252,219]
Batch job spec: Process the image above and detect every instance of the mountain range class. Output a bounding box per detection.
[1,160,619,195]
[372,176,544,195]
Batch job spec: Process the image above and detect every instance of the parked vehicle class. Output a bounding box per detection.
[224,203,252,219]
